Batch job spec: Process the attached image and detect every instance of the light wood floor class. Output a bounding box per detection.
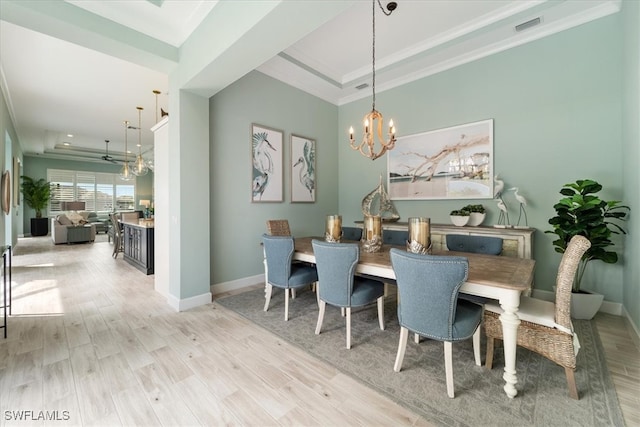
[1,237,638,426]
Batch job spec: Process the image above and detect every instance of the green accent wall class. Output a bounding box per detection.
[209,71,338,283]
[338,15,628,301]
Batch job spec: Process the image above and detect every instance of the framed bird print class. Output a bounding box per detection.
[251,124,283,202]
[290,134,316,203]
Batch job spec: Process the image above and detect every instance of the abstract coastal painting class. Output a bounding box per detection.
[290,134,316,203]
[387,119,494,200]
[251,124,283,203]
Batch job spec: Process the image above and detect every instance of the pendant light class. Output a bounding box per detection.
[348,0,398,161]
[132,106,148,176]
[120,120,133,181]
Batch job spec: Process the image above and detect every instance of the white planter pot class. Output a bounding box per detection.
[450,215,469,227]
[570,290,604,320]
[467,212,486,226]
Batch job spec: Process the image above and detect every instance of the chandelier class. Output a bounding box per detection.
[349,0,398,161]
[120,120,133,181]
[132,106,149,176]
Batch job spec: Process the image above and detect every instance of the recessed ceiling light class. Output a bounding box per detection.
[63,142,71,146]
[67,134,74,138]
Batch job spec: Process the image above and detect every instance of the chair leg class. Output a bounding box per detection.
[316,283,320,308]
[485,337,495,370]
[341,307,345,317]
[284,289,290,321]
[394,327,409,372]
[264,284,273,312]
[377,296,385,330]
[414,333,420,344]
[473,326,481,366]
[444,341,454,398]
[346,307,352,349]
[291,288,296,299]
[565,367,579,400]
[315,300,326,335]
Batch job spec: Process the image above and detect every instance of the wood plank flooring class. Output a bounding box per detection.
[1,236,638,426]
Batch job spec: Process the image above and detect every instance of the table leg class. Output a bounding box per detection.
[499,293,521,398]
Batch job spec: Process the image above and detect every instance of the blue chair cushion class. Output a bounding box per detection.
[342,227,363,241]
[288,264,319,289]
[383,230,408,246]
[446,235,503,255]
[350,277,385,307]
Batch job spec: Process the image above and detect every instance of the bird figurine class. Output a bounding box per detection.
[293,140,315,198]
[494,174,505,199]
[497,198,510,226]
[509,187,528,226]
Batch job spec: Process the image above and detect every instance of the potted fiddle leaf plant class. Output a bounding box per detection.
[546,179,630,319]
[20,175,52,236]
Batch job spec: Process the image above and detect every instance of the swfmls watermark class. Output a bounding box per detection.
[4,410,71,421]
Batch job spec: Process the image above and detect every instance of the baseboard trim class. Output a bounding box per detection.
[528,289,623,315]
[167,292,212,312]
[211,274,264,295]
[622,306,640,350]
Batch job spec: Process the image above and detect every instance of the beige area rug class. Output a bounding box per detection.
[217,287,624,427]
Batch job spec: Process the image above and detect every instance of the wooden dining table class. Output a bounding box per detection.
[292,236,536,399]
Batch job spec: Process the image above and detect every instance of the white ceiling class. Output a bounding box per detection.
[0,0,620,164]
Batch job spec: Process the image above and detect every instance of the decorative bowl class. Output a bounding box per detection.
[467,212,486,226]
[450,215,469,227]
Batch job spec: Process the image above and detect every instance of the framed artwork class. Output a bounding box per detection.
[251,124,283,202]
[290,134,316,203]
[13,157,20,207]
[387,119,494,200]
[1,170,10,215]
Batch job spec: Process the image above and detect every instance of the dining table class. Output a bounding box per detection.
[292,236,536,399]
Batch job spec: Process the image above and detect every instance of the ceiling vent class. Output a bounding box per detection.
[515,17,541,32]
[355,83,369,90]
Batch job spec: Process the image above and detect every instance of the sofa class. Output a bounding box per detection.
[51,214,96,244]
[85,212,110,234]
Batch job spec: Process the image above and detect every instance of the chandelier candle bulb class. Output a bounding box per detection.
[325,215,342,242]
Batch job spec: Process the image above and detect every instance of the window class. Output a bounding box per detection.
[48,169,136,215]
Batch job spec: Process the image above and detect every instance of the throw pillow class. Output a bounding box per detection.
[67,211,83,225]
[57,214,73,226]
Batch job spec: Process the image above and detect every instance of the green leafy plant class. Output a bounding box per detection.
[450,209,470,216]
[20,176,52,218]
[546,179,630,292]
[463,204,485,213]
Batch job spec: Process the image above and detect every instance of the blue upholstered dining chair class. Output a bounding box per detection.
[390,249,483,398]
[341,226,363,241]
[312,240,385,349]
[383,229,409,246]
[262,234,318,321]
[446,234,503,255]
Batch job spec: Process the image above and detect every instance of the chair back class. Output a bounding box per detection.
[390,249,469,340]
[554,235,591,330]
[312,240,359,307]
[109,214,121,238]
[383,229,409,246]
[266,219,291,236]
[262,234,295,287]
[342,226,362,241]
[446,235,503,255]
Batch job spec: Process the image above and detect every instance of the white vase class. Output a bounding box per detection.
[467,212,486,226]
[450,215,469,227]
[570,290,604,320]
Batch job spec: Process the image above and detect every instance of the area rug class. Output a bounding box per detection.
[217,287,624,427]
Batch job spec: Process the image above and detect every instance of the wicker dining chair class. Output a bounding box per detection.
[483,234,591,399]
[266,219,291,236]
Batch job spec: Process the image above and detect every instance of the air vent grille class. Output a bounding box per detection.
[515,17,541,32]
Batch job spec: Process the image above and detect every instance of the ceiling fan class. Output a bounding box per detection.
[101,139,118,163]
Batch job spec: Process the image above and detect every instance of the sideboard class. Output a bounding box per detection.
[356,221,535,259]
[122,221,154,275]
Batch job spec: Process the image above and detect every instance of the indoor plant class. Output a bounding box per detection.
[463,204,486,226]
[20,175,52,236]
[546,179,630,319]
[449,209,470,227]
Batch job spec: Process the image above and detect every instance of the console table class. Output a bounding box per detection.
[1,245,11,338]
[122,221,154,275]
[356,221,535,259]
